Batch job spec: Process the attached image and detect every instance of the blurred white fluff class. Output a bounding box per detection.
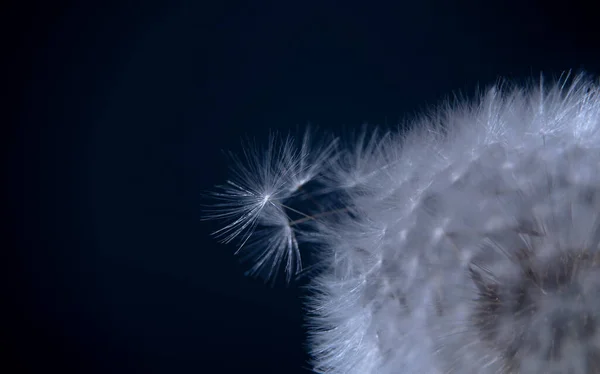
[207,72,600,373]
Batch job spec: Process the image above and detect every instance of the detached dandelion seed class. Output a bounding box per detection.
[203,129,334,283]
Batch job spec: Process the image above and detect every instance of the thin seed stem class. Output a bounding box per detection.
[289,208,350,226]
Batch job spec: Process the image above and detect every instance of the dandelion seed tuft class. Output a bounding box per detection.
[203,129,335,283]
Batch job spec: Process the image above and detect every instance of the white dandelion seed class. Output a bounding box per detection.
[204,129,336,283]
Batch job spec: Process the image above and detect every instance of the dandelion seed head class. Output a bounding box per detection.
[208,72,600,373]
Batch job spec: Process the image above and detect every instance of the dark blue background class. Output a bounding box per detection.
[7,0,599,372]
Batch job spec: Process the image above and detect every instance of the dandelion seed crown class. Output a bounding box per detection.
[206,72,600,373]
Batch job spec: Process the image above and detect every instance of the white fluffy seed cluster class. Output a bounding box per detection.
[208,73,600,373]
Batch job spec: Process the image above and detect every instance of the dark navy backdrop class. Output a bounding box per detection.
[7,1,599,373]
